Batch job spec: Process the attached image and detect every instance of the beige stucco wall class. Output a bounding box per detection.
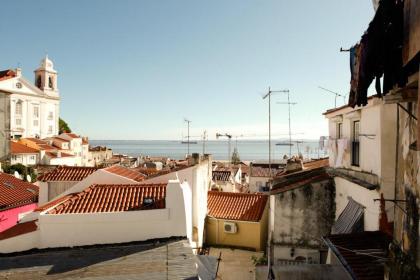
[205,205,268,251]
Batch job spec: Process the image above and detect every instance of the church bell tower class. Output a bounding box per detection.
[34,55,59,97]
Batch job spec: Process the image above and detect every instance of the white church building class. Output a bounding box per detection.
[0,56,60,141]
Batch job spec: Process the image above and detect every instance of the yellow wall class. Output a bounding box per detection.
[205,205,268,252]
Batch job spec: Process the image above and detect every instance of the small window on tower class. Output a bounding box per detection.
[49,77,53,89]
[36,76,42,88]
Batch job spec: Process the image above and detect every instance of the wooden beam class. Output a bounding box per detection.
[383,88,418,104]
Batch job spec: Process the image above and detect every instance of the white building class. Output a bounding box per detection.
[0,181,191,254]
[0,56,60,140]
[324,96,397,231]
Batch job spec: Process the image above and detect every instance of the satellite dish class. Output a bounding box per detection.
[26,175,32,182]
[14,171,20,179]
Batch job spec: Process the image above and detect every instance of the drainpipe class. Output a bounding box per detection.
[393,105,399,240]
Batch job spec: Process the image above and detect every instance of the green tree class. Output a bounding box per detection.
[59,118,72,134]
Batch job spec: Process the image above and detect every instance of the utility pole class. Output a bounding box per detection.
[277,93,297,158]
[262,87,289,177]
[184,119,192,156]
[318,86,347,108]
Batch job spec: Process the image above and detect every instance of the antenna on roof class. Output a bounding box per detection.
[318,86,347,108]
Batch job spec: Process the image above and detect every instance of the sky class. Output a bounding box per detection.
[0,0,375,140]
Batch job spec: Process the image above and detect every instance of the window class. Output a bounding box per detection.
[15,118,22,126]
[30,155,35,161]
[48,112,54,120]
[337,123,343,139]
[33,106,39,118]
[48,125,53,134]
[15,101,22,115]
[49,77,53,89]
[351,120,360,166]
[33,120,39,126]
[36,76,42,88]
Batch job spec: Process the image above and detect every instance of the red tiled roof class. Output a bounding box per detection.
[53,137,70,143]
[303,158,329,170]
[212,171,231,181]
[324,231,391,280]
[250,166,284,177]
[0,172,39,210]
[104,165,146,182]
[61,133,80,139]
[271,172,331,194]
[0,69,16,81]
[47,184,167,214]
[10,141,39,154]
[0,221,37,241]
[207,191,268,222]
[34,194,73,212]
[38,166,98,182]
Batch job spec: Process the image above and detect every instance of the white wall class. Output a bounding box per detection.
[334,177,380,231]
[11,153,38,165]
[143,158,212,248]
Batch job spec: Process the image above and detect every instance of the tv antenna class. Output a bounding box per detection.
[262,87,289,177]
[276,91,297,158]
[318,86,347,108]
[182,118,193,155]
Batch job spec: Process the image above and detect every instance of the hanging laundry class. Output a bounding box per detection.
[327,139,337,167]
[319,136,326,150]
[348,0,405,108]
[335,138,349,168]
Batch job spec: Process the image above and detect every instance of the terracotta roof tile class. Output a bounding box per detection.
[212,171,231,181]
[38,166,98,182]
[324,231,391,280]
[207,191,268,222]
[61,133,80,139]
[47,184,167,214]
[104,165,146,182]
[0,172,39,210]
[0,69,16,81]
[34,194,73,212]
[0,221,37,241]
[10,141,39,154]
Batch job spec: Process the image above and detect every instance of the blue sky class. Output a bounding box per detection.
[0,0,375,140]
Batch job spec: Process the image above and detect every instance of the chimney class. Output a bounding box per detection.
[57,151,61,158]
[15,68,22,77]
[285,158,303,173]
[191,153,200,165]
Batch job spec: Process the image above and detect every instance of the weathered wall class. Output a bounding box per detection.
[272,179,335,261]
[394,101,420,267]
[0,92,10,160]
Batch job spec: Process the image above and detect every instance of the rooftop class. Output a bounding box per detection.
[0,69,16,81]
[10,141,39,154]
[38,166,98,182]
[207,191,268,222]
[47,184,167,214]
[45,151,74,159]
[0,238,198,279]
[324,231,391,280]
[104,165,146,182]
[0,172,39,210]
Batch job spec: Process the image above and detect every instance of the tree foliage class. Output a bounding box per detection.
[59,118,71,134]
[2,163,37,182]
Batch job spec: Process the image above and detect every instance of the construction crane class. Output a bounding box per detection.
[216,132,232,162]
